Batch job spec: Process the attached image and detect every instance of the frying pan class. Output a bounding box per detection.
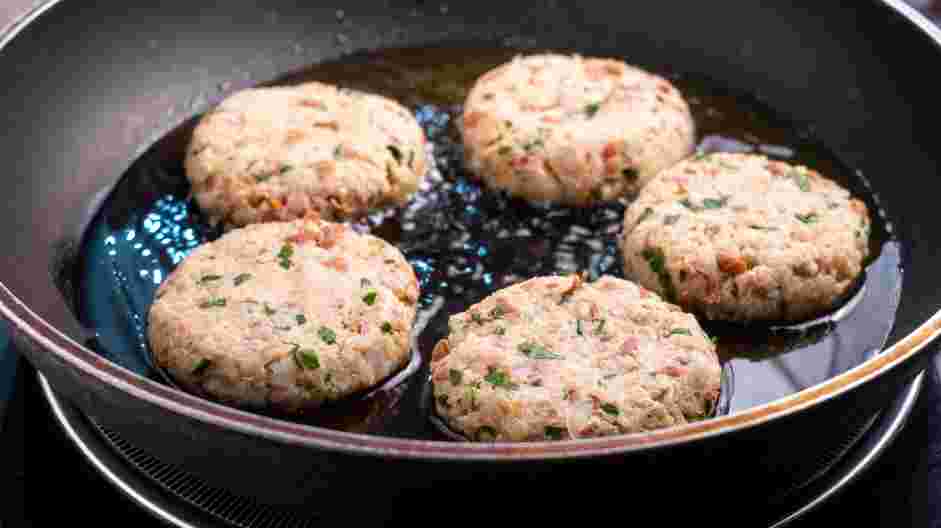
[3,0,941,522]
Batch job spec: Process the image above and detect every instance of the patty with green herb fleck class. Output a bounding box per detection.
[186,81,427,228]
[620,152,871,322]
[460,54,695,205]
[430,274,721,442]
[147,217,419,413]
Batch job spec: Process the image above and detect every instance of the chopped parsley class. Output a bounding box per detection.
[318,326,337,345]
[381,321,393,334]
[601,403,620,416]
[641,246,676,302]
[710,335,720,345]
[544,426,566,440]
[584,102,601,118]
[795,212,818,224]
[594,318,607,336]
[291,344,320,370]
[622,167,639,181]
[494,326,506,336]
[518,341,562,360]
[279,165,293,174]
[263,303,277,316]
[476,426,498,441]
[576,319,584,336]
[497,145,513,157]
[484,367,516,389]
[749,225,777,231]
[233,273,252,286]
[296,314,307,325]
[198,274,223,285]
[692,152,710,161]
[791,169,810,192]
[470,312,484,325]
[669,328,693,336]
[333,145,343,159]
[523,137,545,152]
[192,358,212,375]
[277,243,294,269]
[702,196,729,209]
[489,306,505,319]
[679,198,696,210]
[449,368,463,386]
[362,288,378,306]
[637,207,654,224]
[199,297,226,309]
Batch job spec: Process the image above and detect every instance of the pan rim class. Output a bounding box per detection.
[2,0,939,461]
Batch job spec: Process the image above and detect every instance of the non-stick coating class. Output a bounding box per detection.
[1,0,941,514]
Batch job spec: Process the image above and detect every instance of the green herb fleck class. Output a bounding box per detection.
[523,137,545,152]
[594,319,607,336]
[584,102,601,118]
[279,165,292,174]
[470,312,484,325]
[484,367,516,389]
[679,198,697,211]
[664,214,681,226]
[291,344,320,370]
[702,196,729,209]
[622,167,639,181]
[669,328,693,336]
[576,319,584,336]
[601,403,620,416]
[692,151,710,161]
[333,145,343,159]
[637,207,654,224]
[494,326,506,336]
[791,169,810,192]
[710,335,720,345]
[263,303,277,316]
[362,289,378,306]
[437,394,450,408]
[296,314,307,326]
[192,358,212,375]
[449,368,463,386]
[233,273,252,286]
[198,274,223,285]
[381,321,393,334]
[489,306,505,319]
[277,243,294,269]
[544,426,566,440]
[476,426,498,441]
[497,145,513,157]
[795,212,818,224]
[749,225,777,231]
[318,326,337,345]
[641,247,676,302]
[199,297,226,309]
[518,341,562,360]
[254,173,272,183]
[387,144,403,164]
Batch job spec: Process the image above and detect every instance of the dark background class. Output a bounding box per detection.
[3,1,941,526]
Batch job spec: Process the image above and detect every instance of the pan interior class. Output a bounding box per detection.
[73,46,902,439]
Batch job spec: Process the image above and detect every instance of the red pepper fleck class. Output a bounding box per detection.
[602,142,618,161]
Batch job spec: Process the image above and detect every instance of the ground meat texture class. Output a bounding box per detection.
[460,54,695,205]
[430,275,721,442]
[147,218,419,413]
[185,82,427,227]
[620,152,871,322]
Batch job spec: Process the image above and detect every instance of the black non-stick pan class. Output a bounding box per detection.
[2,0,941,522]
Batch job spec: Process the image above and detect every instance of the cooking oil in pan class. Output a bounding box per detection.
[73,47,902,438]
